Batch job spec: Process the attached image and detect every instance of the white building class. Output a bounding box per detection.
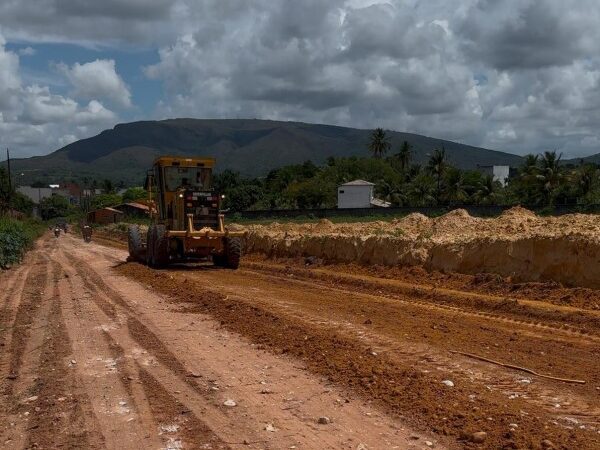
[337,180,390,208]
[477,165,510,187]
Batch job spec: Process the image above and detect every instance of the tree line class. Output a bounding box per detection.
[215,128,600,212]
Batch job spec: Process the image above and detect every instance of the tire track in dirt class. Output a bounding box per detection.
[115,261,600,450]
[0,264,30,355]
[2,254,48,392]
[53,250,170,449]
[24,262,105,449]
[136,363,228,450]
[62,248,215,398]
[55,248,232,449]
[243,262,600,342]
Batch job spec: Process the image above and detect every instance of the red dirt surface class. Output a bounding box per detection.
[1,235,429,449]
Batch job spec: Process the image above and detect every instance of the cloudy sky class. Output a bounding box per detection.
[1,0,600,159]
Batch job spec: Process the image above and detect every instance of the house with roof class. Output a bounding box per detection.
[113,202,150,217]
[337,180,390,209]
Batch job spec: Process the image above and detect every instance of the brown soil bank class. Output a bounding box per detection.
[240,207,600,288]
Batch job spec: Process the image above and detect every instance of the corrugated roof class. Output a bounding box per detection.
[339,179,375,186]
[370,198,391,208]
[123,202,149,210]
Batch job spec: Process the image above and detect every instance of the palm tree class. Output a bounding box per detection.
[537,151,563,205]
[395,141,412,171]
[427,146,447,203]
[409,173,436,206]
[368,128,391,159]
[377,180,406,206]
[474,174,501,205]
[575,164,598,202]
[444,168,468,205]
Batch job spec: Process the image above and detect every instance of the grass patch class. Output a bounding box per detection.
[0,216,45,269]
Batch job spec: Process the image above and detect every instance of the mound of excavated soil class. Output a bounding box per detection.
[239,209,600,288]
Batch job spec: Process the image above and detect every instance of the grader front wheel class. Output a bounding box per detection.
[153,225,170,268]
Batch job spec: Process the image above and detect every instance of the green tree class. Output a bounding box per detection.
[427,147,447,204]
[537,151,564,205]
[473,174,503,205]
[122,187,147,203]
[368,128,391,159]
[102,179,114,194]
[443,167,468,205]
[574,164,599,204]
[91,193,122,210]
[39,195,71,220]
[395,141,412,171]
[408,173,436,206]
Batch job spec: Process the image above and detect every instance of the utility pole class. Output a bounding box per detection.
[6,148,12,206]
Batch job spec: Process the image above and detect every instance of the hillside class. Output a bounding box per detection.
[7,119,525,185]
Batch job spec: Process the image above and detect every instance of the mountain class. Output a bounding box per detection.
[6,119,525,185]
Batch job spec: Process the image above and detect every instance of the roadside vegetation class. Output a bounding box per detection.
[0,167,46,268]
[0,217,45,269]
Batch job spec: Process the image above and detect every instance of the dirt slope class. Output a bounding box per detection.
[241,207,600,288]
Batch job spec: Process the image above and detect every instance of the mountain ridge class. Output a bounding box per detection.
[5,118,576,185]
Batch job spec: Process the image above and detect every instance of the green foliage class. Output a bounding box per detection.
[122,187,147,203]
[39,195,72,220]
[90,194,123,210]
[0,217,44,268]
[10,192,35,215]
[368,128,391,159]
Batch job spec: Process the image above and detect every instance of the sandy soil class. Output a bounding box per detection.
[239,208,600,288]
[0,234,432,450]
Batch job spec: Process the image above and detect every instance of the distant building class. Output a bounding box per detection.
[87,207,124,225]
[17,186,70,204]
[337,180,390,209]
[477,165,510,187]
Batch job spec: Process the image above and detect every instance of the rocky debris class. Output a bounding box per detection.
[541,440,556,449]
[441,380,454,387]
[424,441,434,447]
[265,423,277,432]
[471,431,487,443]
[356,444,368,450]
[317,416,331,425]
[223,399,237,407]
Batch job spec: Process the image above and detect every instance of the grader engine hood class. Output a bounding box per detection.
[182,190,220,230]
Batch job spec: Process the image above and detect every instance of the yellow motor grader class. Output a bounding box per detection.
[127,156,245,269]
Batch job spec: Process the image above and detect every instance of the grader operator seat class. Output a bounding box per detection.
[127,156,245,269]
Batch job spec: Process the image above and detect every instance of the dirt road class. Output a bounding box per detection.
[0,235,431,450]
[2,234,600,449]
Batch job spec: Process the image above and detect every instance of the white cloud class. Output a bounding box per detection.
[59,59,131,108]
[18,46,36,56]
[0,33,120,158]
[2,0,600,159]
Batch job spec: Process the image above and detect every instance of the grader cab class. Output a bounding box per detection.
[127,156,245,269]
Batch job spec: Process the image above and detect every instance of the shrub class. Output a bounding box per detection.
[0,217,45,269]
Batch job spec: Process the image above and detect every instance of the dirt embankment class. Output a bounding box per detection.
[239,207,600,288]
